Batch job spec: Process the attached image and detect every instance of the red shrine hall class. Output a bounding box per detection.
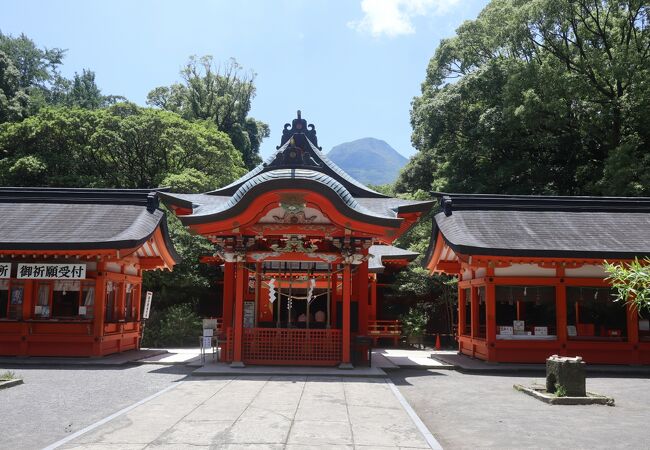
[425,193,650,365]
[0,189,179,357]
[161,112,434,367]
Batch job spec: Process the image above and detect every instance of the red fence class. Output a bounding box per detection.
[231,328,342,366]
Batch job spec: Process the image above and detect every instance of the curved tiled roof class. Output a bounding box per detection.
[208,137,387,198]
[177,169,405,227]
[368,245,419,273]
[426,193,650,261]
[0,188,180,260]
[161,113,435,229]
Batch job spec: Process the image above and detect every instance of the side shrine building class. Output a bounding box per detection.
[161,112,434,367]
[425,193,650,365]
[0,189,179,357]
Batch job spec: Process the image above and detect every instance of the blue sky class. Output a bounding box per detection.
[2,0,488,159]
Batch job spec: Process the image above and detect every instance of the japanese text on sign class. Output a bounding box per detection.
[0,263,10,278]
[143,291,153,319]
[17,263,86,279]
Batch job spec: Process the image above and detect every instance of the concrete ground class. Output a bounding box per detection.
[0,363,192,450]
[391,368,650,449]
[57,376,434,450]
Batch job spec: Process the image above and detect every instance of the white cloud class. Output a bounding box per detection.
[348,0,460,38]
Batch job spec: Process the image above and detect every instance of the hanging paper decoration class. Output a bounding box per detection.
[268,278,276,303]
[307,278,316,304]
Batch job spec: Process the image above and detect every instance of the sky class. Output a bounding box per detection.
[2,0,489,159]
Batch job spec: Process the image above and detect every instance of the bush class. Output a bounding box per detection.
[0,370,16,381]
[555,384,567,398]
[400,302,431,337]
[141,303,201,348]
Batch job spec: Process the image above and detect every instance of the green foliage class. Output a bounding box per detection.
[604,258,650,312]
[399,0,650,197]
[147,56,269,169]
[0,103,246,188]
[400,302,431,337]
[0,50,29,122]
[141,303,202,347]
[554,384,567,398]
[0,370,16,381]
[0,32,122,123]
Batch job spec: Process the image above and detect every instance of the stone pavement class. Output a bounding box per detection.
[56,376,436,450]
[138,347,202,365]
[431,352,650,375]
[377,349,455,369]
[0,349,167,366]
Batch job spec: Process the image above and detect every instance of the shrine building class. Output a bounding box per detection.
[0,188,179,357]
[161,112,434,367]
[425,193,650,365]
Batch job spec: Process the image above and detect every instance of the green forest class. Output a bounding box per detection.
[1,0,648,341]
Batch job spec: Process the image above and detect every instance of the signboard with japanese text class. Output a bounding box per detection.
[17,263,86,280]
[0,263,10,279]
[243,301,255,328]
[143,291,153,319]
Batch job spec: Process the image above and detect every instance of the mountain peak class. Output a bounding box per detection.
[327,138,408,186]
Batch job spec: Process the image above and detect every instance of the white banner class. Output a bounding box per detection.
[143,291,153,319]
[17,263,86,280]
[0,263,10,279]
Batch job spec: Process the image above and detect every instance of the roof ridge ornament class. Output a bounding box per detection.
[278,110,320,150]
[268,110,322,168]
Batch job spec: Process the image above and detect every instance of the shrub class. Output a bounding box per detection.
[141,303,201,347]
[0,370,16,381]
[400,302,431,337]
[555,384,567,397]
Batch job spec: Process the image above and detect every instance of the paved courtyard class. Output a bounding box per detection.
[3,359,650,450]
[391,369,650,449]
[0,363,193,450]
[57,376,433,449]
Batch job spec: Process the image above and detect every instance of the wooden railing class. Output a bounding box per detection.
[367,320,401,346]
[223,327,342,366]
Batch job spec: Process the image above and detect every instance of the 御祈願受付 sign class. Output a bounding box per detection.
[17,263,86,279]
[0,263,10,278]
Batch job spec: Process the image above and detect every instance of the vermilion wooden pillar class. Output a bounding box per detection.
[340,263,353,368]
[457,286,466,337]
[370,274,377,320]
[330,270,338,328]
[222,262,235,330]
[470,286,479,339]
[556,284,568,355]
[231,262,245,367]
[93,270,107,356]
[357,261,369,335]
[485,282,496,359]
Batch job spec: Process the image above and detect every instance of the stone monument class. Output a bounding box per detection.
[546,355,586,397]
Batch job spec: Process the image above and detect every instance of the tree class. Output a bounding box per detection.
[147,56,269,169]
[48,69,126,109]
[0,103,246,188]
[0,31,65,118]
[398,0,650,197]
[604,258,650,312]
[0,50,29,122]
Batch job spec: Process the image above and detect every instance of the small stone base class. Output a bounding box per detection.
[338,362,354,370]
[514,384,614,406]
[0,379,23,390]
[229,361,245,368]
